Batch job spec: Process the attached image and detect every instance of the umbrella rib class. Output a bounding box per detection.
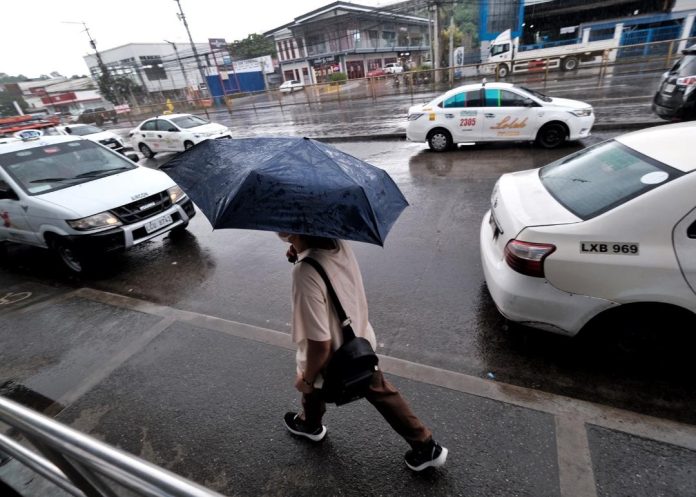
[305,139,362,185]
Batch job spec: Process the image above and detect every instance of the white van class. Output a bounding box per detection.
[0,134,196,273]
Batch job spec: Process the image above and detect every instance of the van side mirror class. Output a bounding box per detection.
[0,182,19,201]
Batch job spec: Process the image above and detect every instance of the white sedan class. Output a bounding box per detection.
[407,82,594,152]
[129,114,231,159]
[46,124,127,154]
[279,80,304,93]
[480,122,696,336]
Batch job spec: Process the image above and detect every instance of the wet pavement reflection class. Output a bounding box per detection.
[2,131,694,423]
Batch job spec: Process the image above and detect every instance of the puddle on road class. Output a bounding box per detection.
[0,380,64,417]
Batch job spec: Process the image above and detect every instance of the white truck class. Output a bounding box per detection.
[482,28,621,78]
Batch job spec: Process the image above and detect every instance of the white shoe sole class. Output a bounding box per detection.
[284,421,327,442]
[405,446,448,471]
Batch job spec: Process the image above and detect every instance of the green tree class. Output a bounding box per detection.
[0,91,27,116]
[228,33,276,60]
[0,72,29,83]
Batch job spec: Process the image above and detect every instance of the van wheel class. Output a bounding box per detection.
[427,129,453,152]
[139,143,156,159]
[49,238,89,274]
[497,63,509,78]
[562,57,578,71]
[536,123,567,149]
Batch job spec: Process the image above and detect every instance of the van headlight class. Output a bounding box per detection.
[67,212,122,231]
[570,108,592,117]
[167,185,187,203]
[408,113,424,121]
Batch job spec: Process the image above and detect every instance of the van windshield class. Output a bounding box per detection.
[539,140,683,220]
[0,140,136,195]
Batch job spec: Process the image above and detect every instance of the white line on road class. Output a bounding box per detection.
[555,416,598,497]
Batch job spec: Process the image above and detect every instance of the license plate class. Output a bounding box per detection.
[663,83,675,94]
[144,214,173,233]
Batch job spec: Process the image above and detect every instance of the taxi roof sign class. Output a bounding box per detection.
[14,129,44,141]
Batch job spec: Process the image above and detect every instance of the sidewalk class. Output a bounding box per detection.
[2,282,695,497]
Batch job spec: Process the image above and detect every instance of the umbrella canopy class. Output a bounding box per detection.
[160,137,408,245]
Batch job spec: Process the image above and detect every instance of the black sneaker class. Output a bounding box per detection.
[283,412,327,442]
[404,440,448,471]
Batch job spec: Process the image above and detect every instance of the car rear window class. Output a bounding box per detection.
[171,115,209,129]
[539,140,684,220]
[672,54,696,76]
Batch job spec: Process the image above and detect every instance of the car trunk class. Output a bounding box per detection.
[489,169,581,255]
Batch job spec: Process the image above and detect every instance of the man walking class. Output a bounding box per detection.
[279,233,447,471]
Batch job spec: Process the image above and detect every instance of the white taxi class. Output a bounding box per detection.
[407,82,594,152]
[129,114,231,159]
[0,133,195,273]
[480,122,696,336]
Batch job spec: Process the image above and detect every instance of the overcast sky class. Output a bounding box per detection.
[2,0,386,78]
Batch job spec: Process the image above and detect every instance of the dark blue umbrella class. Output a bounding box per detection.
[160,137,408,245]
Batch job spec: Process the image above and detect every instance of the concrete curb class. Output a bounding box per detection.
[313,121,665,143]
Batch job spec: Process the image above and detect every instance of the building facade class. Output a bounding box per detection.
[265,1,431,83]
[7,77,110,117]
[83,43,210,100]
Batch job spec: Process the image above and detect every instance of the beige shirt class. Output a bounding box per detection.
[291,240,377,386]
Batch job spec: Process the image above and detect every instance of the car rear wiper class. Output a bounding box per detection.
[75,167,130,178]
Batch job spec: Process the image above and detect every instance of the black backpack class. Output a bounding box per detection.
[301,257,379,406]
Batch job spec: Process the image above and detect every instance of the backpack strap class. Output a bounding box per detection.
[301,257,356,342]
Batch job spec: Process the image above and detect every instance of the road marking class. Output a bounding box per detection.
[555,415,598,497]
[55,316,176,408]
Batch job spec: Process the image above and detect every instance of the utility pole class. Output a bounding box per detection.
[164,40,192,97]
[174,0,209,97]
[432,2,441,83]
[63,21,119,103]
[449,15,455,84]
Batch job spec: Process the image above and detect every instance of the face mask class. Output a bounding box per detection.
[277,233,291,243]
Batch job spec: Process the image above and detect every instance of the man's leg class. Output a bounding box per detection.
[364,370,432,449]
[284,390,327,442]
[301,390,326,429]
[365,370,448,471]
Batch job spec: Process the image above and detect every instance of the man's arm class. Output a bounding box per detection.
[295,339,331,393]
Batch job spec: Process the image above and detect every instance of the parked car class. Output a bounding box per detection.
[45,124,133,158]
[384,63,404,74]
[367,68,386,78]
[407,82,594,151]
[279,80,305,93]
[75,107,118,125]
[480,122,696,336]
[0,133,195,273]
[129,114,232,159]
[653,44,696,121]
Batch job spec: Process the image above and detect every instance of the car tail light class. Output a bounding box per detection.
[504,239,556,278]
[676,76,696,86]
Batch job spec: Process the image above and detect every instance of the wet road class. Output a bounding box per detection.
[3,130,695,425]
[111,57,668,141]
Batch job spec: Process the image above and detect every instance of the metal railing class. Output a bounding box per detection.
[0,396,226,497]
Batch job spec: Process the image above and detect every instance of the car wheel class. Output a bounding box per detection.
[427,129,453,152]
[139,143,156,159]
[497,63,509,78]
[536,123,567,149]
[184,140,194,150]
[561,57,579,71]
[49,237,88,274]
